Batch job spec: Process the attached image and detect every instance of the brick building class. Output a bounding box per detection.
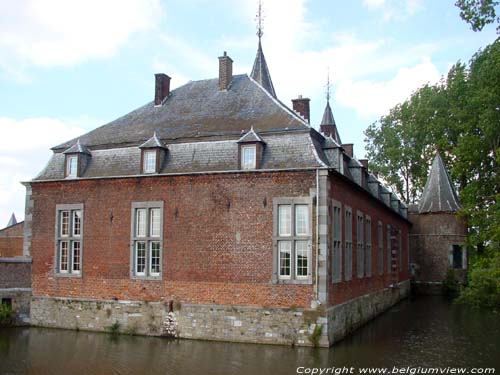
[409,152,467,294]
[25,35,411,346]
[0,214,24,257]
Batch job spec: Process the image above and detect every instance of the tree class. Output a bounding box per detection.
[364,40,500,308]
[455,0,500,34]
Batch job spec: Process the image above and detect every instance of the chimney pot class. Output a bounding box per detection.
[291,96,311,123]
[154,73,171,106]
[342,143,354,157]
[218,52,233,91]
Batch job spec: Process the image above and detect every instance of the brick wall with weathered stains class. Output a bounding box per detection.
[328,173,411,306]
[409,211,467,284]
[0,222,24,257]
[30,171,317,308]
[0,259,31,289]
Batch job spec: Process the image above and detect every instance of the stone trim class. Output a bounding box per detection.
[54,203,84,278]
[0,257,32,263]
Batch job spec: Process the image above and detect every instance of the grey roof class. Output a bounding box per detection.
[139,131,166,149]
[419,152,460,213]
[250,40,277,98]
[237,127,264,143]
[320,101,341,144]
[53,74,303,151]
[34,131,325,180]
[63,139,91,155]
[7,213,17,227]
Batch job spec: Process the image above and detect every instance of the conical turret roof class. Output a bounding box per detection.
[251,40,276,98]
[419,152,460,213]
[320,101,342,144]
[7,213,17,227]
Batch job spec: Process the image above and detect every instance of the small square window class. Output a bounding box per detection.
[67,156,78,178]
[241,145,256,169]
[143,150,157,173]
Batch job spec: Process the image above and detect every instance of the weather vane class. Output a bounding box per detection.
[326,67,331,102]
[256,0,264,40]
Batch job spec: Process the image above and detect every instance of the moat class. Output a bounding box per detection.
[1,296,499,375]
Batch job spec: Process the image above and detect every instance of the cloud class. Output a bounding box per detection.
[363,0,424,21]
[0,117,87,228]
[336,57,440,117]
[0,0,164,71]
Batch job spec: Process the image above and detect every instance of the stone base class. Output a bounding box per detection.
[327,280,410,345]
[0,288,31,326]
[30,296,322,346]
[30,281,410,347]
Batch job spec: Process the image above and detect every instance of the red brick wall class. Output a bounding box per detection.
[30,171,317,308]
[0,261,31,288]
[328,173,411,306]
[0,222,24,257]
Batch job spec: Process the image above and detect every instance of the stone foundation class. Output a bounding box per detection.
[31,281,409,347]
[327,280,410,344]
[30,297,323,346]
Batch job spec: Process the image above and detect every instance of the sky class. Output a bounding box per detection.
[0,0,497,228]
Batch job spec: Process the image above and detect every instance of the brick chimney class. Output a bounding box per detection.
[218,51,233,91]
[342,143,353,157]
[292,95,310,123]
[154,73,171,106]
[359,159,368,169]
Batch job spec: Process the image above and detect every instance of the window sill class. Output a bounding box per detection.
[272,278,312,285]
[55,272,82,278]
[130,275,162,281]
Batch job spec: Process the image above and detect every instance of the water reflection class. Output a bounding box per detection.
[0,296,499,374]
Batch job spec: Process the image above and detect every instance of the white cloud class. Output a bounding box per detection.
[0,117,87,228]
[0,0,163,70]
[363,0,424,21]
[336,57,440,117]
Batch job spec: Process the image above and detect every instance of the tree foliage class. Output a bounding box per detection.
[364,40,500,307]
[455,0,500,34]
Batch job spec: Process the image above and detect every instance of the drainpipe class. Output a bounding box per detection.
[315,169,320,303]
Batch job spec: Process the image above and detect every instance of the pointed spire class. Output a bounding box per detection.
[250,1,277,98]
[418,152,461,213]
[7,213,17,227]
[320,70,342,143]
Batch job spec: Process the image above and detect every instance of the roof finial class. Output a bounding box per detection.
[326,67,331,102]
[256,0,264,40]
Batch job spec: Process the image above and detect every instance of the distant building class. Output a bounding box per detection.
[24,31,411,346]
[0,214,24,258]
[409,152,467,294]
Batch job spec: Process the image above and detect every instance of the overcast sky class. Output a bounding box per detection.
[0,0,497,227]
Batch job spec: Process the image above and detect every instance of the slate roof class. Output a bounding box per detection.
[419,152,460,213]
[237,127,264,143]
[53,74,306,151]
[139,131,166,149]
[320,101,342,144]
[250,40,277,98]
[63,139,91,155]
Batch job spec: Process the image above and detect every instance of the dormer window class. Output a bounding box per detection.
[67,156,78,178]
[237,127,265,170]
[241,145,256,170]
[143,150,157,173]
[139,131,167,175]
[63,140,91,179]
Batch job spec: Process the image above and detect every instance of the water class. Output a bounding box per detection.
[1,296,499,375]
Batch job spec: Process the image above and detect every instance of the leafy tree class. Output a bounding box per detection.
[455,0,500,34]
[364,40,500,308]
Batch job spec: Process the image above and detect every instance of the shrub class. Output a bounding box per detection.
[0,303,13,323]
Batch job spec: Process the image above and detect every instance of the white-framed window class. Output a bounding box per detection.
[241,145,256,170]
[357,211,364,278]
[332,201,342,283]
[274,198,312,283]
[345,207,353,281]
[55,204,83,276]
[66,155,78,178]
[131,202,163,279]
[378,221,384,276]
[365,216,372,277]
[143,150,157,173]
